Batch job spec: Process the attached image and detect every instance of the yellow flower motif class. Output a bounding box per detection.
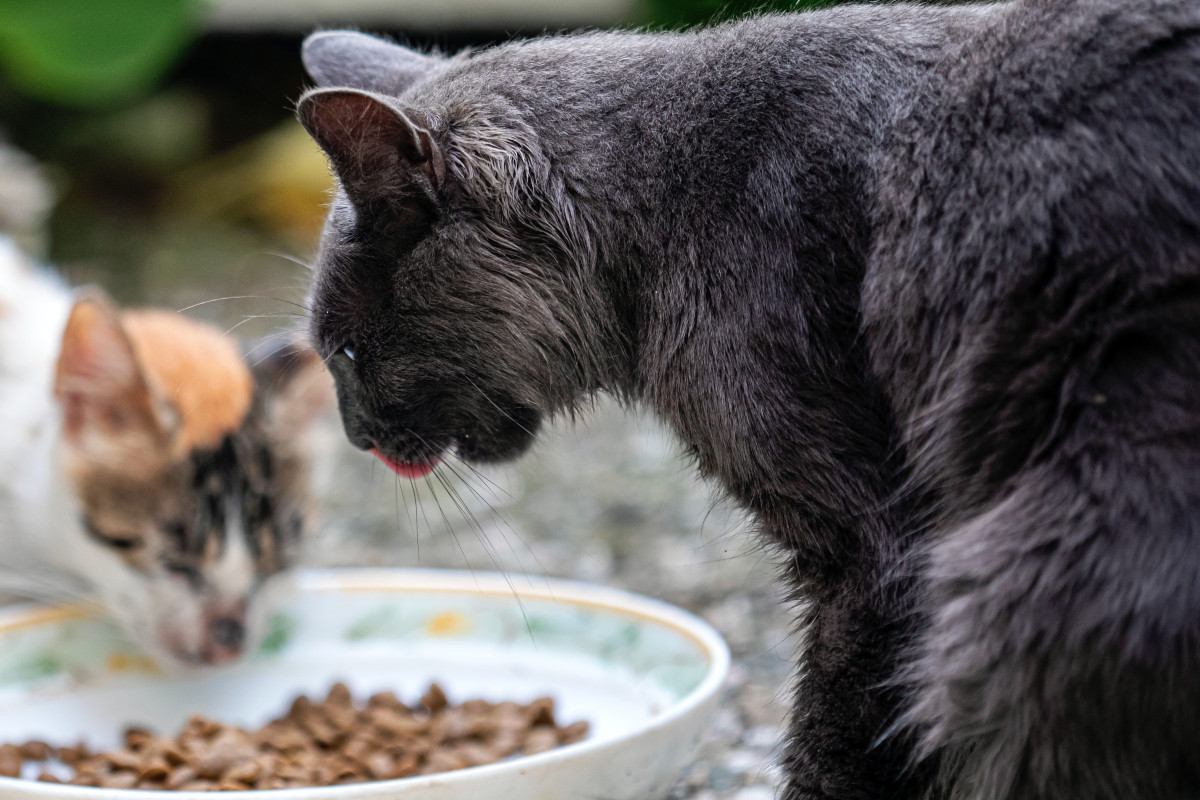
[106,653,161,674]
[425,612,471,637]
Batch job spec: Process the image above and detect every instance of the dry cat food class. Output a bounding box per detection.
[0,683,589,790]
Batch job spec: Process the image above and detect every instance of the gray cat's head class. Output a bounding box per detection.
[298,32,612,477]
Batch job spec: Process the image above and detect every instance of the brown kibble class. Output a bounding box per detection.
[166,765,198,789]
[0,743,23,777]
[99,770,139,789]
[138,756,171,781]
[421,683,448,713]
[19,740,53,761]
[369,706,426,739]
[367,691,405,711]
[422,748,467,775]
[364,751,395,780]
[287,695,314,720]
[489,731,521,759]
[161,740,188,766]
[457,742,498,767]
[524,697,556,727]
[559,720,590,745]
[58,745,85,767]
[0,684,586,790]
[326,682,353,707]
[522,726,560,755]
[123,727,154,752]
[393,752,421,778]
[325,702,358,731]
[104,749,142,772]
[224,758,262,785]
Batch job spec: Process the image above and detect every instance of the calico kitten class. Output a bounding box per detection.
[0,235,330,670]
[294,1,1200,798]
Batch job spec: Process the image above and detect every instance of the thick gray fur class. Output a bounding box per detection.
[296,1,1200,797]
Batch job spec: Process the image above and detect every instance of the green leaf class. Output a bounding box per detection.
[0,0,198,107]
[257,613,295,656]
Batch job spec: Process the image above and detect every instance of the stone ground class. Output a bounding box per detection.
[310,398,796,800]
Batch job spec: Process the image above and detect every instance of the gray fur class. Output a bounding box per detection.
[296,1,1200,797]
[302,31,441,95]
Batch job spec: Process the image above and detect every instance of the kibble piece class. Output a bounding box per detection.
[421,683,448,713]
[19,740,53,761]
[457,742,498,767]
[367,691,405,711]
[524,697,556,727]
[326,682,353,707]
[523,726,560,755]
[161,740,188,766]
[36,772,61,783]
[559,721,590,745]
[0,744,22,777]
[224,758,262,785]
[99,771,139,789]
[178,779,219,791]
[123,727,154,752]
[138,756,171,781]
[58,745,86,767]
[422,748,468,774]
[104,749,142,772]
[369,706,425,739]
[166,765,199,790]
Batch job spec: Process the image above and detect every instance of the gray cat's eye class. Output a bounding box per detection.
[343,346,355,361]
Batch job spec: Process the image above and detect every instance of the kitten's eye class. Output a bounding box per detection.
[343,345,356,361]
[80,516,142,551]
[161,520,187,544]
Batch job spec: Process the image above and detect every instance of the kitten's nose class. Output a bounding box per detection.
[201,607,248,665]
[210,616,245,650]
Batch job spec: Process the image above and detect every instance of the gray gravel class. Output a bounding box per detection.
[310,398,794,799]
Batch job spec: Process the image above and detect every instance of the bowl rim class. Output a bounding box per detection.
[0,567,732,798]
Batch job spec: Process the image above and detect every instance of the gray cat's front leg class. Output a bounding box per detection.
[779,586,927,800]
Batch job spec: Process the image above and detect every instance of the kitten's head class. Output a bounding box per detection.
[297,32,611,478]
[53,293,331,670]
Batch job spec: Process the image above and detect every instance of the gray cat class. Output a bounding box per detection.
[293,0,1200,797]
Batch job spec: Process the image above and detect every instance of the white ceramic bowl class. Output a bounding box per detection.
[0,569,730,799]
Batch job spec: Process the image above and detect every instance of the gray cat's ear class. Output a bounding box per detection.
[302,31,440,95]
[297,88,444,210]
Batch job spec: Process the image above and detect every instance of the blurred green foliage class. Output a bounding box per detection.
[643,0,839,27]
[0,0,198,107]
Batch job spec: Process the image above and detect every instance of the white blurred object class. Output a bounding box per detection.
[205,0,636,31]
[0,141,54,254]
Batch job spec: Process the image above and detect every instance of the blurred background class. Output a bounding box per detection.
[0,1,863,797]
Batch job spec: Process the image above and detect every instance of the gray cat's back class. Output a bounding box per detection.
[866,0,1200,502]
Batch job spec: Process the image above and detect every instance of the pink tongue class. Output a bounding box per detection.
[371,449,439,479]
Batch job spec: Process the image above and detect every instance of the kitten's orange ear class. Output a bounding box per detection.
[54,293,166,447]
